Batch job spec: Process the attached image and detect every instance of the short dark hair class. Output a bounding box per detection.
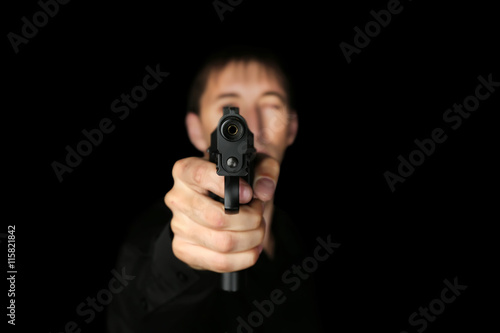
[187,45,293,114]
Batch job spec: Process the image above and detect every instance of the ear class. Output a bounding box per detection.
[185,112,208,152]
[286,110,299,146]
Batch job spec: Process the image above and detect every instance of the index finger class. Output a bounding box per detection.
[172,157,252,203]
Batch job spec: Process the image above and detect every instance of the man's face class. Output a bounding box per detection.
[187,60,298,163]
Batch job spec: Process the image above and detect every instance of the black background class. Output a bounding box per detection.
[4,0,498,332]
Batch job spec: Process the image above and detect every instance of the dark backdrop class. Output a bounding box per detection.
[4,0,498,332]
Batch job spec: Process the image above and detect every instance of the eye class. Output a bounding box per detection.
[261,104,285,114]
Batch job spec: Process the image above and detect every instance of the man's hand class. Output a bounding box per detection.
[164,155,279,273]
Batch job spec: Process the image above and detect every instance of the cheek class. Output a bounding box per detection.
[262,128,288,146]
[264,110,289,133]
[258,127,289,162]
[201,112,221,142]
[261,113,290,144]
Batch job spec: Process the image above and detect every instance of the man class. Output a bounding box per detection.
[107,46,323,332]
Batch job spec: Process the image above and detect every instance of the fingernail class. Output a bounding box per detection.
[255,178,276,201]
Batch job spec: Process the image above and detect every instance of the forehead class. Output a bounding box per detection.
[201,60,286,103]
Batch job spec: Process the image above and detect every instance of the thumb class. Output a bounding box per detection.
[252,154,280,202]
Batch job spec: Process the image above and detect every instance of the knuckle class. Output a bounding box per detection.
[214,232,235,253]
[240,249,260,270]
[172,235,206,271]
[268,157,280,173]
[171,237,186,262]
[259,156,280,178]
[243,206,263,229]
[248,250,260,267]
[192,163,206,186]
[172,158,188,179]
[252,211,265,230]
[269,160,280,180]
[211,254,232,273]
[257,223,266,243]
[169,218,181,236]
[204,206,225,229]
[164,191,176,210]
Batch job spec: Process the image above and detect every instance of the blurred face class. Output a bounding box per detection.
[187,60,298,163]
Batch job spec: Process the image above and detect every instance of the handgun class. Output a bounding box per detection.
[208,106,256,292]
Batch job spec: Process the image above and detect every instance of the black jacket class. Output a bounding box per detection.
[106,199,323,332]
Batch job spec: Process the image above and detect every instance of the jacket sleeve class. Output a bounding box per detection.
[106,200,218,333]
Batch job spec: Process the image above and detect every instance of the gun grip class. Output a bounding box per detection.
[224,176,239,213]
[221,175,244,292]
[221,271,243,292]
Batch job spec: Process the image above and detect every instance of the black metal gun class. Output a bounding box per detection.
[208,106,256,291]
